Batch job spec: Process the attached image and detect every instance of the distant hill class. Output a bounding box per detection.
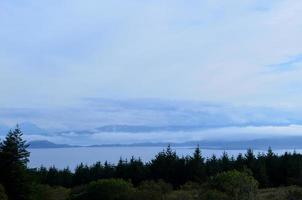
[27,136,302,150]
[28,140,78,149]
[182,137,302,150]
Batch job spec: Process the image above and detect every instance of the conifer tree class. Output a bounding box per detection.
[188,145,205,182]
[0,126,30,200]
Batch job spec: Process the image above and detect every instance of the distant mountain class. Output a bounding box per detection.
[28,140,78,149]
[27,136,302,150]
[182,137,302,150]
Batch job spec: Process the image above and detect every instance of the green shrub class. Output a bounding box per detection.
[0,185,7,200]
[135,180,172,200]
[138,180,172,194]
[210,170,258,200]
[202,189,229,200]
[164,190,197,200]
[69,179,134,200]
[180,182,202,191]
[257,186,302,200]
[30,184,69,200]
[286,186,302,200]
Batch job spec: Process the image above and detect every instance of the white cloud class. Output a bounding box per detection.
[18,124,302,145]
[1,0,302,130]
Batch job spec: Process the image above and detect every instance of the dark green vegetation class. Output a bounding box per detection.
[1,127,302,199]
[0,127,30,200]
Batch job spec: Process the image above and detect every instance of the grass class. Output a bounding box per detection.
[258,186,302,200]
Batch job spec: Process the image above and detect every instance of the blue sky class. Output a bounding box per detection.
[1,1,302,143]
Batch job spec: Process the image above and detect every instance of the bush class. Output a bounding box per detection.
[138,180,172,194]
[164,190,197,200]
[30,184,69,200]
[202,189,229,200]
[69,179,134,200]
[0,185,7,200]
[210,170,258,200]
[286,186,302,200]
[257,186,302,200]
[180,182,201,191]
[135,180,173,200]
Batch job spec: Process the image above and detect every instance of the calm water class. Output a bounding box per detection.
[28,147,302,170]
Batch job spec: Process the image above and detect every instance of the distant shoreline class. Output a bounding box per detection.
[27,136,302,150]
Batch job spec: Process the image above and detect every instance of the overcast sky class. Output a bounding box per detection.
[1,1,302,133]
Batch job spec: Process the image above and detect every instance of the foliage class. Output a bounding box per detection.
[164,190,197,200]
[69,179,135,200]
[31,145,302,191]
[257,186,302,200]
[30,184,69,200]
[0,126,31,200]
[135,180,173,200]
[149,145,187,187]
[4,127,302,200]
[286,187,302,200]
[201,189,229,200]
[0,185,7,200]
[209,170,258,200]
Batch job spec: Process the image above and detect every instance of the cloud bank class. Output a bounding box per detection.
[1,1,302,143]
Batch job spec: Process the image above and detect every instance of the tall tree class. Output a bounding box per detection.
[187,146,205,182]
[0,126,30,200]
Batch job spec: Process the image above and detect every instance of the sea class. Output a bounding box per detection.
[28,146,302,170]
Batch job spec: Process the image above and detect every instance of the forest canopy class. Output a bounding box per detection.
[1,127,302,200]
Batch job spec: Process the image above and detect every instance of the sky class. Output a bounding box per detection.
[1,1,302,143]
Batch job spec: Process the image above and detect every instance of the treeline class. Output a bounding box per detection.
[1,126,302,200]
[31,146,302,189]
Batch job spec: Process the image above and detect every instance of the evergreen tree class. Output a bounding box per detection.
[220,151,231,171]
[206,155,219,176]
[245,148,256,171]
[235,153,245,170]
[150,145,182,186]
[193,145,204,163]
[187,145,205,182]
[0,126,31,200]
[265,147,279,186]
[73,163,90,186]
[127,157,146,185]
